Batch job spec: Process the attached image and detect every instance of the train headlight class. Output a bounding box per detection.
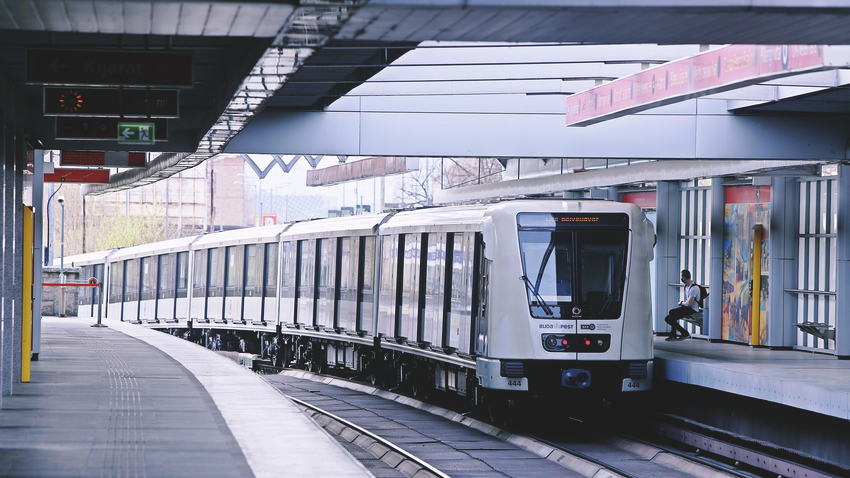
[542,334,572,352]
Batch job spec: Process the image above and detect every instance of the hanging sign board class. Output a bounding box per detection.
[60,151,146,168]
[56,117,167,141]
[44,87,178,117]
[44,168,110,183]
[27,49,193,87]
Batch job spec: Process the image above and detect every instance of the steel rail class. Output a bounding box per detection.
[286,395,451,478]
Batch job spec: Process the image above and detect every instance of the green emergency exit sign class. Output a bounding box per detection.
[117,122,155,144]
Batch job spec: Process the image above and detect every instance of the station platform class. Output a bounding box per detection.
[654,336,850,420]
[0,316,372,478]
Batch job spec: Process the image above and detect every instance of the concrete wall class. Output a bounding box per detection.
[42,267,80,317]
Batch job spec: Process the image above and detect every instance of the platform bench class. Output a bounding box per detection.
[795,322,835,341]
[682,310,703,328]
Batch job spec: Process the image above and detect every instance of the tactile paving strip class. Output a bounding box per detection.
[103,320,373,478]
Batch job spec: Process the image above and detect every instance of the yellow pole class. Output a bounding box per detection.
[22,206,33,382]
[750,224,763,347]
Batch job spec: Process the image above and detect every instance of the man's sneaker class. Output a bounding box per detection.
[676,334,691,341]
[665,336,678,341]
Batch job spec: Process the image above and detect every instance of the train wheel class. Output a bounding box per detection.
[280,343,292,369]
[308,345,326,374]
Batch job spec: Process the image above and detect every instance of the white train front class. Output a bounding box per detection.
[69,199,655,412]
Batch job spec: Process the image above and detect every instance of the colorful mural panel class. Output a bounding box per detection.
[722,187,770,344]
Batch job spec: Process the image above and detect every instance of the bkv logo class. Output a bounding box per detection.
[580,324,596,331]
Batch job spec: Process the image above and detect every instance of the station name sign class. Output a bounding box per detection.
[27,48,193,88]
[566,44,826,126]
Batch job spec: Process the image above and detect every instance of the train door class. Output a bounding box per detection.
[377,235,400,339]
[316,238,337,330]
[224,245,245,324]
[297,239,317,327]
[175,252,190,322]
[207,247,225,323]
[243,244,263,323]
[423,233,447,349]
[139,256,158,323]
[262,243,278,325]
[124,258,141,323]
[358,236,376,336]
[107,261,124,319]
[337,237,359,332]
[157,253,176,323]
[93,264,105,319]
[191,249,208,323]
[446,233,475,354]
[399,234,423,343]
[279,241,296,325]
[77,265,93,318]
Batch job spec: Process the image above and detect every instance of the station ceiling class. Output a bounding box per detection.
[3,1,850,194]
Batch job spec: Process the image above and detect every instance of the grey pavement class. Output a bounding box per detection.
[0,317,373,478]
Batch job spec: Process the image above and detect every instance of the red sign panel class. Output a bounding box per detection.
[726,186,771,204]
[60,151,146,168]
[566,45,825,126]
[44,168,110,183]
[622,192,657,209]
[26,49,193,87]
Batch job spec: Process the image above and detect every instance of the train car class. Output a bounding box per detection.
[97,198,654,416]
[189,224,289,328]
[66,249,115,319]
[107,236,200,325]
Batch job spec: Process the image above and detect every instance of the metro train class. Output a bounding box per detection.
[68,199,655,414]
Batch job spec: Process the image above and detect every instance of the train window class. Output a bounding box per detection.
[263,243,278,298]
[225,246,244,297]
[577,231,628,316]
[245,244,260,298]
[517,212,630,319]
[359,236,375,334]
[125,259,140,302]
[518,230,572,317]
[109,262,123,303]
[209,247,225,297]
[192,249,207,297]
[176,252,189,299]
[141,257,158,301]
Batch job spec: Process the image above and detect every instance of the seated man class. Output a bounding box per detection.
[664,269,700,341]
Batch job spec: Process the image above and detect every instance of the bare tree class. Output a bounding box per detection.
[395,158,441,207]
[441,158,504,189]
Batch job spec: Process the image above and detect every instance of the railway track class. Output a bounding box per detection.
[265,371,836,478]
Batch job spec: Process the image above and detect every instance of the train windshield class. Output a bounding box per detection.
[517,212,629,319]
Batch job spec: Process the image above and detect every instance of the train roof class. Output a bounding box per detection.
[108,235,201,262]
[192,223,291,249]
[64,249,117,267]
[281,213,390,241]
[379,204,490,235]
